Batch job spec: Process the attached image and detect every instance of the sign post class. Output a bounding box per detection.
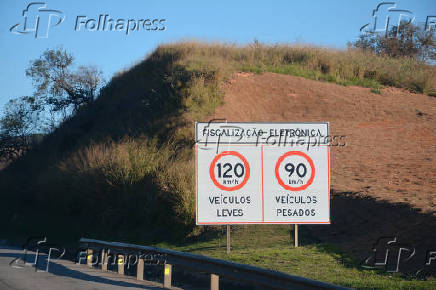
[226,225,230,254]
[195,122,330,245]
[294,224,299,247]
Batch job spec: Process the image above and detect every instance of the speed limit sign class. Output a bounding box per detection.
[209,151,251,191]
[195,122,330,224]
[263,145,329,223]
[274,151,315,191]
[196,145,263,224]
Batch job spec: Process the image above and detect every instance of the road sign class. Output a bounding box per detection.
[195,122,330,225]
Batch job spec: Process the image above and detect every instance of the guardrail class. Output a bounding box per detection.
[79,237,349,290]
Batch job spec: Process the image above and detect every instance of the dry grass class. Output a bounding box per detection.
[1,41,435,243]
[162,41,435,94]
[58,137,170,187]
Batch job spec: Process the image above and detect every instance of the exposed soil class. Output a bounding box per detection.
[210,72,436,274]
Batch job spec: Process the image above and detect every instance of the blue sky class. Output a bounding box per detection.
[0,0,435,108]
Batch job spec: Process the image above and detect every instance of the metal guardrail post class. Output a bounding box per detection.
[87,249,93,267]
[164,263,172,288]
[137,258,144,281]
[117,254,124,275]
[101,249,108,271]
[210,273,219,290]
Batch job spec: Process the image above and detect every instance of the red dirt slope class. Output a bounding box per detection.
[211,72,435,215]
[209,72,436,272]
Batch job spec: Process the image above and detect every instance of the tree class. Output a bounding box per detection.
[0,96,41,161]
[415,27,436,62]
[0,48,105,162]
[352,22,436,62]
[26,48,104,115]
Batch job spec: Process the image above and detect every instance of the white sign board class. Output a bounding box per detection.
[195,122,330,225]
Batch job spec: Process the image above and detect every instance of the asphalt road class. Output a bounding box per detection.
[0,246,168,290]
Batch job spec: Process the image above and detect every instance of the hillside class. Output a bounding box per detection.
[0,43,435,286]
[212,71,436,274]
[216,72,435,214]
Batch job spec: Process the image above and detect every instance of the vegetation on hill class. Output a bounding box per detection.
[1,41,435,287]
[352,22,436,62]
[159,225,436,289]
[1,42,436,244]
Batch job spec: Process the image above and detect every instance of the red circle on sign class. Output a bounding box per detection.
[275,151,315,191]
[209,151,250,191]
